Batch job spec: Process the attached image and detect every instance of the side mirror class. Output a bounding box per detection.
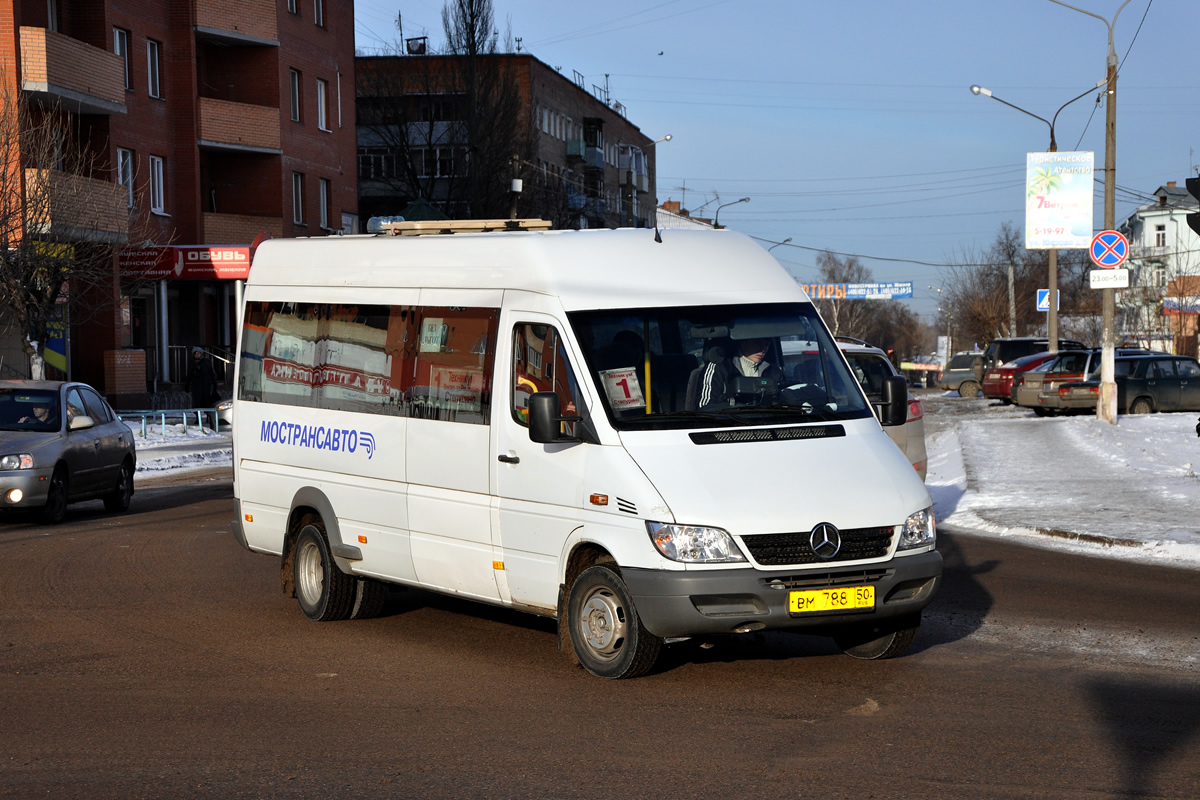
[879,376,908,427]
[528,392,582,444]
[68,415,95,431]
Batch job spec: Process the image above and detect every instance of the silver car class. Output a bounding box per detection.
[838,340,929,481]
[0,381,136,523]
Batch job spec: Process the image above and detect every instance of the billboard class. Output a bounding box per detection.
[798,281,914,300]
[1025,151,1094,249]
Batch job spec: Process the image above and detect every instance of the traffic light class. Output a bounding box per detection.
[1187,177,1200,237]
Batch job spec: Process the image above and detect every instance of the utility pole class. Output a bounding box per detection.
[508,154,521,220]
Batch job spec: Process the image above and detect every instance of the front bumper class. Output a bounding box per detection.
[621,549,943,639]
[0,468,53,509]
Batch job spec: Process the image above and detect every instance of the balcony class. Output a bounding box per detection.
[582,145,604,171]
[23,169,128,244]
[195,0,278,44]
[197,98,282,154]
[583,197,607,220]
[202,212,283,244]
[1129,244,1169,263]
[566,139,585,162]
[19,28,125,116]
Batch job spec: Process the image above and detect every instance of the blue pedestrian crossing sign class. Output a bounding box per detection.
[1090,230,1128,268]
[1036,289,1059,312]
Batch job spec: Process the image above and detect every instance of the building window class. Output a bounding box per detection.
[146,39,162,99]
[287,0,298,12]
[117,148,134,208]
[1155,224,1166,248]
[149,155,164,213]
[46,0,58,32]
[316,78,328,131]
[319,178,330,229]
[314,0,324,27]
[292,172,305,224]
[289,69,301,122]
[113,28,130,90]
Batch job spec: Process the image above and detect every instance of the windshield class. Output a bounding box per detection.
[0,389,61,432]
[568,303,873,430]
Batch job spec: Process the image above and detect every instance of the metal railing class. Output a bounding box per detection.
[166,345,233,384]
[117,407,222,439]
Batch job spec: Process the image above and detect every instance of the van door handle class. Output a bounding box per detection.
[498,453,520,464]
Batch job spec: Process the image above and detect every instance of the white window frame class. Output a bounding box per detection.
[46,0,58,32]
[316,78,328,131]
[117,148,134,208]
[319,178,330,229]
[314,0,324,27]
[1155,224,1166,248]
[148,155,164,213]
[113,28,130,90]
[287,0,298,13]
[292,172,305,224]
[289,69,301,122]
[146,39,162,99]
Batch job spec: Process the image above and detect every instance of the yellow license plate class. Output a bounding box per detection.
[789,585,875,614]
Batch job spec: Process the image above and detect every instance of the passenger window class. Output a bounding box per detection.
[64,388,87,424]
[79,388,113,423]
[410,307,499,425]
[1178,360,1200,378]
[511,323,584,431]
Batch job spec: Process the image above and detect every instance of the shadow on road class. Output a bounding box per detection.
[914,528,997,651]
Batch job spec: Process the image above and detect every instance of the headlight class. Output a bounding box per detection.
[647,521,747,563]
[0,453,34,470]
[898,506,936,551]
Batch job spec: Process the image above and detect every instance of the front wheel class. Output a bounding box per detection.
[1129,398,1153,415]
[103,460,134,513]
[834,613,921,660]
[958,381,980,398]
[293,522,356,621]
[40,466,68,525]
[567,565,661,679]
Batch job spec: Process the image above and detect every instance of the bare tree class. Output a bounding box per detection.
[0,88,152,378]
[809,251,873,338]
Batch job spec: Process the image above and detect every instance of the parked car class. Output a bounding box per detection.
[0,381,136,523]
[937,350,985,397]
[1058,355,1200,414]
[981,336,1087,373]
[981,351,1059,404]
[216,398,233,427]
[1013,359,1058,410]
[784,337,927,479]
[1034,348,1159,414]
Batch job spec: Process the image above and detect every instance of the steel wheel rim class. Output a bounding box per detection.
[578,587,627,661]
[296,539,325,606]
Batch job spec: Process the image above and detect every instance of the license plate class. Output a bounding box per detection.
[987,372,1000,379]
[789,585,875,614]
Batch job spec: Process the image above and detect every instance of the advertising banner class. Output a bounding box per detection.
[1025,151,1094,249]
[798,281,914,300]
[118,245,251,280]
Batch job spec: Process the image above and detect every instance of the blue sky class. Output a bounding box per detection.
[353,0,1200,320]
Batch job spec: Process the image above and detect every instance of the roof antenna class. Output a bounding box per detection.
[653,216,662,243]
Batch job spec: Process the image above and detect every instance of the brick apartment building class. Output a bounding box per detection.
[0,0,357,405]
[357,53,658,231]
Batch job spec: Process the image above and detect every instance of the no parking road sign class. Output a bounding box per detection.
[1090,230,1128,268]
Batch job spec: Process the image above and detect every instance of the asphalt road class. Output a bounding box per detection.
[1,473,1197,799]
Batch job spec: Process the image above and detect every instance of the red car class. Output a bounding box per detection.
[981,351,1059,404]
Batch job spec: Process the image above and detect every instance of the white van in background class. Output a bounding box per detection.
[231,221,942,679]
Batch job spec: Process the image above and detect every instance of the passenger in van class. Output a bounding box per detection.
[696,337,784,409]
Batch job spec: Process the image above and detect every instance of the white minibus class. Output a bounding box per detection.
[231,221,942,679]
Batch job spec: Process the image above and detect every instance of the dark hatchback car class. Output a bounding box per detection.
[0,381,136,523]
[1055,355,1200,414]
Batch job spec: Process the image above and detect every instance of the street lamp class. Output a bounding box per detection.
[768,237,792,252]
[929,286,952,360]
[1048,0,1133,425]
[714,196,749,229]
[970,80,1105,355]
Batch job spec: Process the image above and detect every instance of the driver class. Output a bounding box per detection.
[696,337,783,409]
[19,402,54,425]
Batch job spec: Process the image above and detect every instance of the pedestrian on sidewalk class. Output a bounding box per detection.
[186,347,218,408]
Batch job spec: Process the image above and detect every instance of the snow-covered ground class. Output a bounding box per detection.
[131,399,1200,569]
[923,392,1200,569]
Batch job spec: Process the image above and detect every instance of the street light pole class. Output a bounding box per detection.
[714,196,749,229]
[768,237,792,252]
[970,80,1104,353]
[1049,0,1132,425]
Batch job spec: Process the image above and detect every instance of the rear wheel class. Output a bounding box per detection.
[958,381,980,398]
[40,466,68,525]
[834,613,921,660]
[103,460,133,513]
[1129,398,1153,415]
[567,565,661,679]
[293,522,356,621]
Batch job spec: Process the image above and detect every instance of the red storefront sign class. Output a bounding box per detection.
[118,245,252,280]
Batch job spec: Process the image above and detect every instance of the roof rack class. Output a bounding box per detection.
[834,335,871,347]
[374,218,553,236]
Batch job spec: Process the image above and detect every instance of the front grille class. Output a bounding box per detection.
[741,526,894,566]
[761,569,890,591]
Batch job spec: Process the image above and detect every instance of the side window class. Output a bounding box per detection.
[511,323,583,430]
[64,388,87,424]
[1178,360,1200,378]
[1151,359,1176,379]
[79,388,113,423]
[409,307,499,425]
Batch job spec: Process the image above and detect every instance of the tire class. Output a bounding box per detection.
[1129,398,1153,415]
[103,460,134,513]
[566,565,661,679]
[958,381,980,398]
[348,577,389,620]
[293,522,356,622]
[1033,407,1050,417]
[40,466,68,525]
[834,613,921,660]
